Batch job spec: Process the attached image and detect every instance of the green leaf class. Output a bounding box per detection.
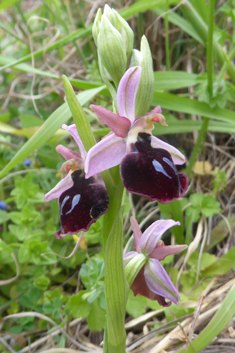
[43,303,54,315]
[33,276,50,291]
[126,291,147,318]
[87,298,106,331]
[0,242,14,264]
[0,86,104,178]
[0,210,10,224]
[179,284,235,353]
[67,291,90,319]
[205,217,235,251]
[202,247,235,277]
[0,0,20,10]
[155,71,198,90]
[201,195,221,217]
[153,92,235,127]
[159,200,185,244]
[62,75,97,152]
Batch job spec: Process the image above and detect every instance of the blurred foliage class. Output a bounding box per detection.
[0,0,235,351]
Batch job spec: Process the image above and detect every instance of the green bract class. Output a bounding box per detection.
[98,15,126,87]
[93,5,134,88]
[132,36,155,117]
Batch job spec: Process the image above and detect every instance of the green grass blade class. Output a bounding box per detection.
[179,283,235,353]
[153,119,235,135]
[153,92,235,126]
[0,86,105,178]
[0,54,101,89]
[119,0,179,19]
[0,0,179,72]
[155,71,198,90]
[0,0,20,10]
[153,7,203,44]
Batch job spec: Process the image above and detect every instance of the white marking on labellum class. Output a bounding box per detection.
[65,194,81,215]
[163,157,176,174]
[60,195,70,215]
[152,159,172,179]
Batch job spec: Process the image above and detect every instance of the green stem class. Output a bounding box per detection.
[186,118,209,177]
[103,167,126,353]
[186,0,215,177]
[165,0,170,70]
[207,0,215,98]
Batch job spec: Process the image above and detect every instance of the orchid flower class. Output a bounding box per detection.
[85,66,188,204]
[45,124,109,239]
[124,217,187,306]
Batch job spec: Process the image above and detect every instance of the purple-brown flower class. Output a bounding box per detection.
[45,124,109,239]
[85,66,188,204]
[124,217,187,306]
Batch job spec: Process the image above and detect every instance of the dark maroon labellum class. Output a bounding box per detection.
[120,133,188,203]
[55,170,109,238]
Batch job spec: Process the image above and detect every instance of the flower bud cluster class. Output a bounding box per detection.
[93,5,154,116]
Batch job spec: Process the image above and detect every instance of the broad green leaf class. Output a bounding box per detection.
[67,291,90,319]
[179,284,235,353]
[153,92,235,126]
[120,0,179,18]
[0,86,105,178]
[155,71,198,90]
[0,242,14,264]
[126,291,147,318]
[159,200,185,244]
[33,276,50,291]
[201,195,221,217]
[87,299,106,331]
[204,217,235,251]
[0,0,20,10]
[153,116,235,136]
[202,247,235,277]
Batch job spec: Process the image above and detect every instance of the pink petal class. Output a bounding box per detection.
[62,124,87,160]
[151,136,186,165]
[145,259,180,304]
[123,251,138,264]
[131,267,171,306]
[150,244,188,261]
[149,106,162,114]
[140,220,180,255]
[84,133,127,178]
[117,66,142,123]
[90,104,131,138]
[45,173,73,202]
[56,145,81,160]
[130,217,142,252]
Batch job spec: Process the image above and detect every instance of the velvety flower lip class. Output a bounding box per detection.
[45,124,109,238]
[85,66,188,203]
[120,132,188,203]
[55,170,109,239]
[124,217,187,306]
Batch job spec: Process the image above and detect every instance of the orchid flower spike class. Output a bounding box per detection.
[85,66,188,204]
[124,217,187,307]
[45,124,109,239]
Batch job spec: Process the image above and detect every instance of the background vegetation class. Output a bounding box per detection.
[0,0,235,352]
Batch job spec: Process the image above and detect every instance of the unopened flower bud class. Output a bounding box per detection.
[97,15,127,87]
[113,9,134,61]
[93,5,134,88]
[92,8,102,46]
